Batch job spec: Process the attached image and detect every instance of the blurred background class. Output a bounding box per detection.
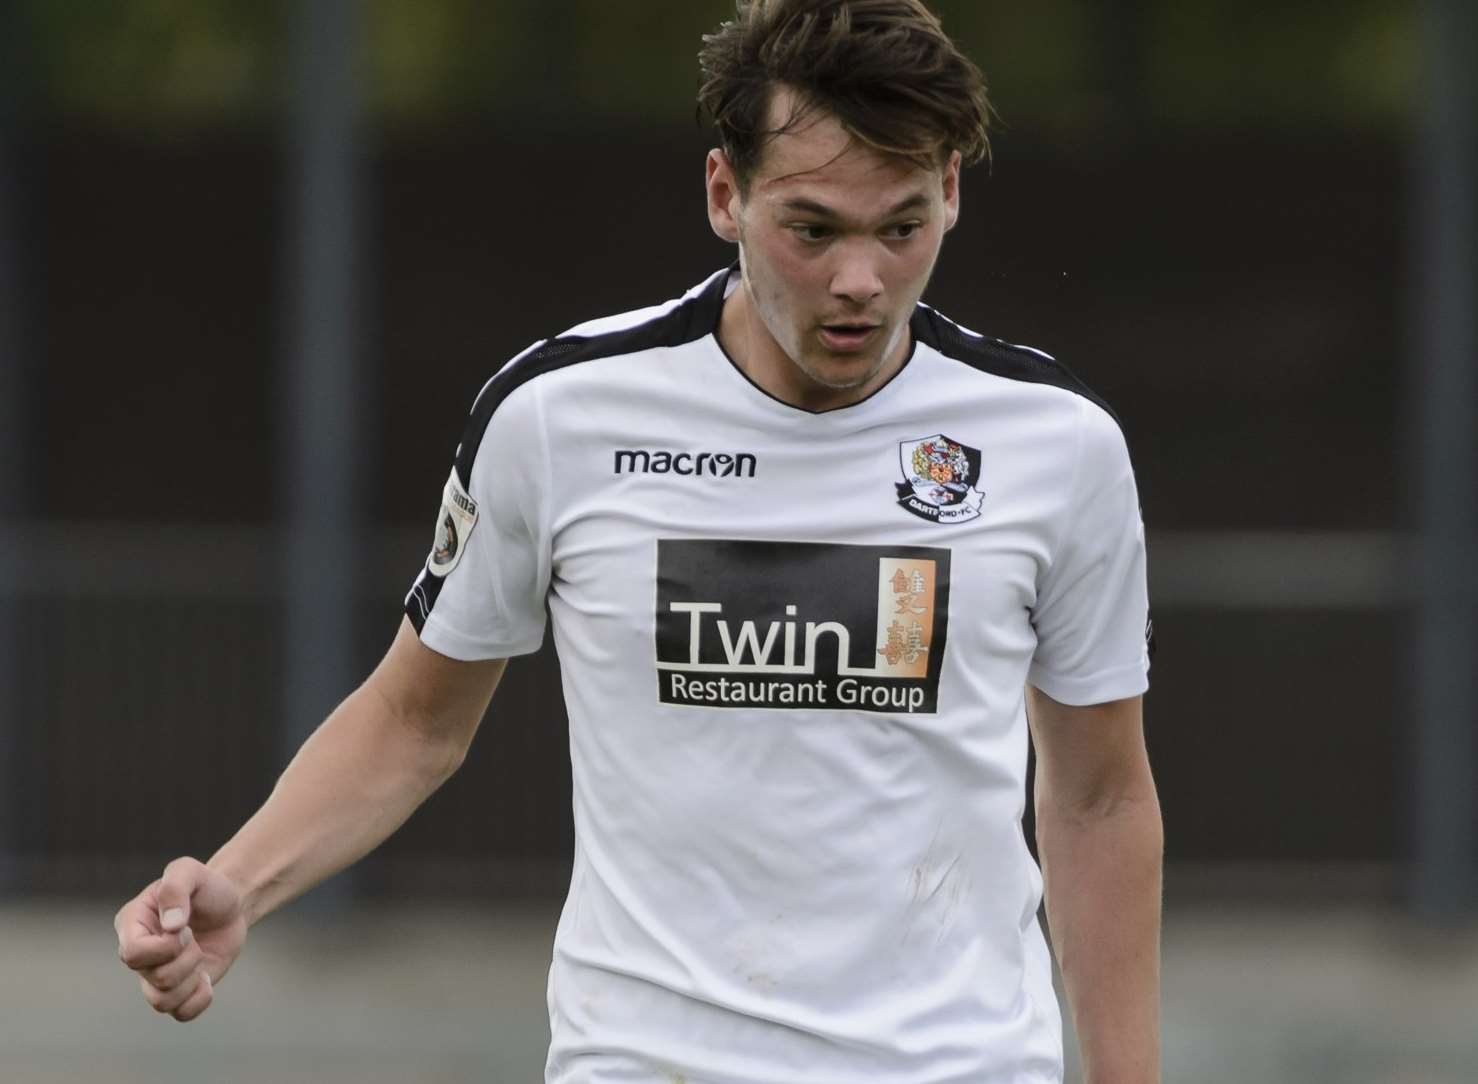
[1,0,1475,1081]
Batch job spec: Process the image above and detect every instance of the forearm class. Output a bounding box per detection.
[208,680,462,926]
[1037,788,1163,1084]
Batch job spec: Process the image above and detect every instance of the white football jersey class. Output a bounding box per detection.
[406,267,1151,1084]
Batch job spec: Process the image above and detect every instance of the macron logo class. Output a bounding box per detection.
[614,449,757,478]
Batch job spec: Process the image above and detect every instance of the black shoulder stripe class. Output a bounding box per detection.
[911,305,1124,432]
[453,270,729,488]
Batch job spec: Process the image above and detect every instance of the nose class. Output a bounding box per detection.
[829,245,884,308]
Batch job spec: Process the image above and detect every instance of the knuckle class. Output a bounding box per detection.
[145,948,197,989]
[139,972,190,1014]
[120,943,150,970]
[174,991,212,1023]
[163,855,202,880]
[154,984,191,1015]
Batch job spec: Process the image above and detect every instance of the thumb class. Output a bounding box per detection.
[156,856,208,932]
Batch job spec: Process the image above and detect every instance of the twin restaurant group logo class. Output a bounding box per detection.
[654,540,951,714]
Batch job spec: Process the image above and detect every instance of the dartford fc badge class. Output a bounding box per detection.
[895,434,985,524]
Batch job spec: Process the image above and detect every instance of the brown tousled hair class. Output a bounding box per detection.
[698,0,992,193]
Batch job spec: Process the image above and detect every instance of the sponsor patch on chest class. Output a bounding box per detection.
[655,540,951,714]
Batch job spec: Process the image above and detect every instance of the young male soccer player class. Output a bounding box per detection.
[115,2,1162,1081]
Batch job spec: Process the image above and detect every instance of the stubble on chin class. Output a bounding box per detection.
[792,348,889,392]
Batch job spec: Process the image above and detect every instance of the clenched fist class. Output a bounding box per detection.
[114,857,248,1022]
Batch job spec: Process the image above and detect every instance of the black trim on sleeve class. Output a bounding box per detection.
[406,571,437,635]
[909,304,1123,432]
[405,270,730,638]
[911,304,1153,661]
[453,270,730,490]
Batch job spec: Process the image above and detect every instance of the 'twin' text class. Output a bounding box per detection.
[614,450,757,478]
[657,598,934,714]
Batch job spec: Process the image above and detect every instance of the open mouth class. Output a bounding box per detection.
[818,323,880,352]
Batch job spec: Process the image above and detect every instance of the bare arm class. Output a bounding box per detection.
[210,615,507,923]
[116,616,506,1020]
[1027,686,1162,1084]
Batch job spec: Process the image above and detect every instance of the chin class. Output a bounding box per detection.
[799,355,886,391]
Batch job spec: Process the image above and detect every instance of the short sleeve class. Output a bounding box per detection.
[404,375,552,661]
[1027,398,1151,706]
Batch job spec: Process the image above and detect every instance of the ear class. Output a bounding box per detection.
[941,150,962,233]
[706,149,743,244]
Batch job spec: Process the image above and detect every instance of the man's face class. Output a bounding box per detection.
[707,88,960,404]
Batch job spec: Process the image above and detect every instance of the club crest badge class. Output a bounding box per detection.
[895,434,985,524]
[427,468,479,578]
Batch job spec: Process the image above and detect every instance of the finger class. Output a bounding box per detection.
[139,968,203,1016]
[157,858,208,932]
[119,931,186,971]
[171,971,214,1022]
[141,930,203,991]
[114,880,162,940]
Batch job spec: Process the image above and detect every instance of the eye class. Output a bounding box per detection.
[789,224,833,243]
[883,221,923,241]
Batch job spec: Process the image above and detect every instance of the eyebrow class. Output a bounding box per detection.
[779,193,930,220]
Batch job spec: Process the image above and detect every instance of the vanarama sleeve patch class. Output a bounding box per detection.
[427,467,479,578]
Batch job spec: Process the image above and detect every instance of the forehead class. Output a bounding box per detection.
[748,89,938,212]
